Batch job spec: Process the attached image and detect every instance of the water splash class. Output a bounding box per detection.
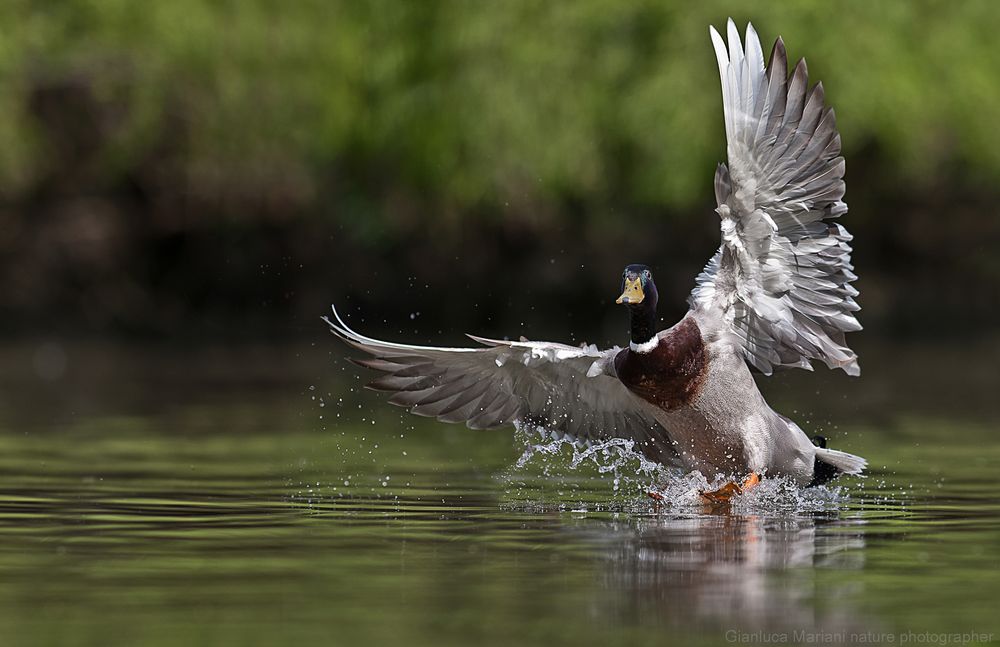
[503,422,851,513]
[509,423,668,492]
[646,470,849,513]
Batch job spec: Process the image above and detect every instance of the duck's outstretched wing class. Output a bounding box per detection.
[325,306,681,466]
[690,20,861,376]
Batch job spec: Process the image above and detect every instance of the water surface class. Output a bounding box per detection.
[0,340,998,646]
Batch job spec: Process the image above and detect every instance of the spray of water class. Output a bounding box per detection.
[502,422,850,513]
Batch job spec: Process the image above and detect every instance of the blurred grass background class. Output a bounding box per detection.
[0,0,998,342]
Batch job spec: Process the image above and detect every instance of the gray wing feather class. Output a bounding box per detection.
[691,20,861,376]
[325,306,682,466]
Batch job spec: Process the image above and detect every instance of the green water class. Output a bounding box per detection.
[0,341,998,646]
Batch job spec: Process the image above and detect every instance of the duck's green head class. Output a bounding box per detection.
[616,264,658,308]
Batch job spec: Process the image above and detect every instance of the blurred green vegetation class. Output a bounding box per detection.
[0,1,998,336]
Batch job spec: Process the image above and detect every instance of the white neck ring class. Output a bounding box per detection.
[629,337,659,354]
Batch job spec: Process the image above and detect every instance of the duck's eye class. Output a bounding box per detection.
[643,270,651,279]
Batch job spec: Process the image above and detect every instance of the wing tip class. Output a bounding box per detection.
[768,36,787,72]
[324,303,479,354]
[709,23,728,61]
[465,333,510,347]
[726,18,743,57]
[328,302,350,329]
[324,303,358,341]
[794,56,809,78]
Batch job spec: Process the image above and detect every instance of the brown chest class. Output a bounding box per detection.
[614,317,708,410]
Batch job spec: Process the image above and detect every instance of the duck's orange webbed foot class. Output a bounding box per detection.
[699,472,761,505]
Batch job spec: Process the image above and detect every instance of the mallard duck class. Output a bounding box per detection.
[326,19,866,502]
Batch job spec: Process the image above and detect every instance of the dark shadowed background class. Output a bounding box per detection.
[1,0,998,347]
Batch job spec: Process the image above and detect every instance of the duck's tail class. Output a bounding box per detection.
[809,435,866,486]
[815,447,867,475]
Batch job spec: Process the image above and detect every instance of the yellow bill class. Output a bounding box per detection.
[616,277,644,304]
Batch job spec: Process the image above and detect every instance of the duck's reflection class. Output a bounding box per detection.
[589,512,872,634]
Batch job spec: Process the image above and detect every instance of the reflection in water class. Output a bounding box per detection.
[1,342,999,645]
[594,513,872,634]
